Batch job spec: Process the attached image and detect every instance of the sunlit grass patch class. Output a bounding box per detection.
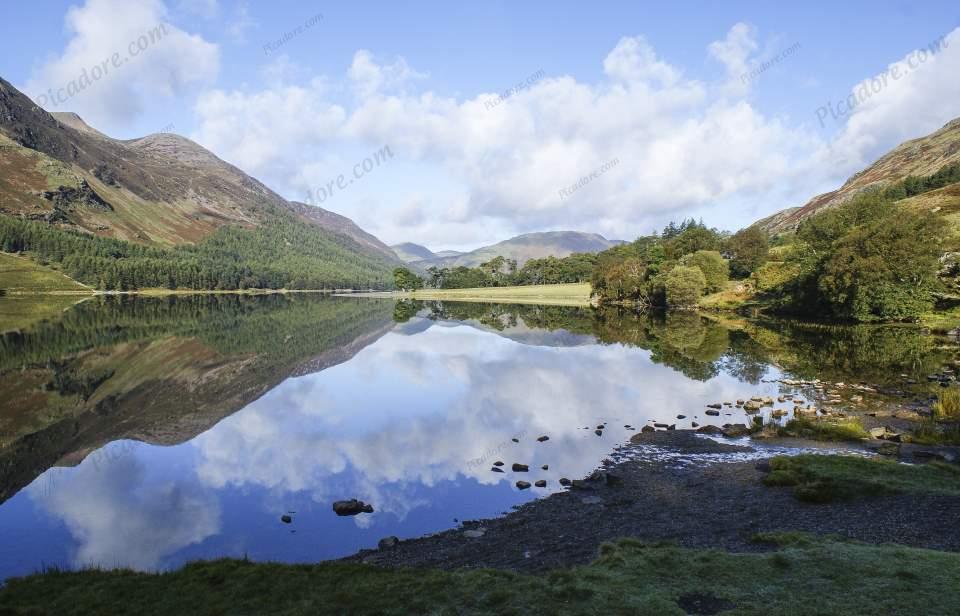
[763,454,960,503]
[777,416,869,441]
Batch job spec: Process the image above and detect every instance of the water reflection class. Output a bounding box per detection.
[0,296,955,580]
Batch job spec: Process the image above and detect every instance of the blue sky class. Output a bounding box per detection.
[2,1,959,249]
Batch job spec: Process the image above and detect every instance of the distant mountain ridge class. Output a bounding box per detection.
[758,118,960,234]
[395,231,624,269]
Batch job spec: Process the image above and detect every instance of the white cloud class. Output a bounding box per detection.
[226,4,256,42]
[708,22,758,96]
[826,27,960,172]
[189,24,960,248]
[25,0,218,131]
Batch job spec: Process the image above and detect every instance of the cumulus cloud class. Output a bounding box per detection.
[189,23,960,248]
[25,0,218,131]
[825,27,960,172]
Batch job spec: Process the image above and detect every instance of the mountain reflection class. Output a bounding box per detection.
[0,297,955,578]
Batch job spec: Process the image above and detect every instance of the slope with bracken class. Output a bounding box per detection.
[759,118,960,234]
[0,77,399,289]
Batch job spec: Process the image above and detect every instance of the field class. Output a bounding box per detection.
[0,252,91,294]
[391,283,592,306]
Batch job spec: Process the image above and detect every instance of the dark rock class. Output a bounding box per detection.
[511,438,519,443]
[491,467,504,473]
[654,423,670,428]
[537,435,549,442]
[559,478,572,486]
[691,422,700,428]
[333,499,374,516]
[534,480,547,488]
[516,481,531,490]
[541,464,549,470]
[696,425,723,435]
[706,403,722,409]
[378,536,399,549]
[512,463,529,472]
[493,461,504,466]
[641,425,655,433]
[677,414,687,419]
[280,515,292,524]
[595,429,603,436]
[706,410,720,416]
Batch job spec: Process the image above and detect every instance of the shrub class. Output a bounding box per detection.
[664,266,706,310]
[680,250,729,293]
[726,226,769,277]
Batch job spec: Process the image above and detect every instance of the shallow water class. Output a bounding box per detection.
[0,295,953,580]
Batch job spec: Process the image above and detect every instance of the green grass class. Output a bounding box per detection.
[399,283,592,306]
[933,388,960,421]
[776,416,870,442]
[1,538,959,615]
[0,252,91,293]
[0,295,88,333]
[763,454,960,503]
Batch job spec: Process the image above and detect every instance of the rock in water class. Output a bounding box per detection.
[537,435,549,442]
[534,480,547,487]
[516,481,532,490]
[332,499,374,516]
[559,478,572,486]
[491,467,504,473]
[280,515,292,524]
[512,463,529,472]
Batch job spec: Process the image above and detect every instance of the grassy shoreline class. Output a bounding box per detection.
[364,282,593,306]
[0,536,956,615]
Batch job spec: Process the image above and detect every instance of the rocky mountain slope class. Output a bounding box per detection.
[0,77,398,272]
[760,118,960,234]
[391,242,438,263]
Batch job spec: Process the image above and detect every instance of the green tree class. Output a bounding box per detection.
[664,265,706,310]
[726,226,769,278]
[680,250,729,293]
[393,267,424,291]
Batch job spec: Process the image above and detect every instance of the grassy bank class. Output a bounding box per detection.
[0,252,92,294]
[0,537,956,615]
[764,454,960,503]
[395,282,592,306]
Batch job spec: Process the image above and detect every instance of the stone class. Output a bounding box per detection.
[542,464,549,470]
[696,425,723,435]
[534,480,547,488]
[493,461,504,466]
[537,435,549,442]
[280,515,292,524]
[707,403,722,409]
[641,425,655,433]
[677,414,687,419]
[595,429,603,436]
[869,427,887,439]
[491,467,504,473]
[463,528,486,538]
[721,424,750,438]
[333,499,374,516]
[516,480,531,490]
[378,536,399,549]
[654,423,670,428]
[743,401,762,412]
[691,421,699,428]
[705,410,720,416]
[511,438,519,443]
[511,463,529,472]
[559,478,572,486]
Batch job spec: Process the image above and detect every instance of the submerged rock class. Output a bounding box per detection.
[491,467,504,473]
[333,499,374,516]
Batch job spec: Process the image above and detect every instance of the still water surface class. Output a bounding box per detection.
[0,296,952,580]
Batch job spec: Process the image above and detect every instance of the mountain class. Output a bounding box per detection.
[759,118,960,234]
[0,77,399,289]
[415,231,624,269]
[391,242,437,263]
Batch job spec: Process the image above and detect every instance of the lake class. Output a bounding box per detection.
[0,295,954,581]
